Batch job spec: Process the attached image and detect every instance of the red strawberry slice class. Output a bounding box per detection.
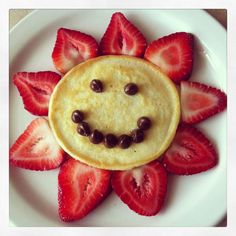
[100,12,147,57]
[10,118,65,171]
[111,161,167,216]
[144,32,194,84]
[13,71,61,116]
[52,28,99,74]
[58,158,112,222]
[162,124,218,175]
[181,81,227,124]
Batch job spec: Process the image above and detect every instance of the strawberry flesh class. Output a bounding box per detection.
[111,161,167,216]
[100,12,147,57]
[52,28,99,74]
[181,81,227,124]
[144,32,194,84]
[10,118,65,171]
[13,71,61,116]
[58,158,112,222]
[162,124,218,175]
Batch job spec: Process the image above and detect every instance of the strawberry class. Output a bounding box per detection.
[58,158,112,222]
[100,12,147,57]
[111,161,167,216]
[52,28,99,74]
[13,71,61,116]
[181,81,227,124]
[144,32,194,84]
[162,124,218,175]
[10,118,65,171]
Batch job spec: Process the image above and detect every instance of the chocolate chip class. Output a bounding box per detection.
[131,129,144,143]
[77,122,91,136]
[137,117,152,130]
[104,134,118,148]
[118,134,132,149]
[124,83,138,95]
[89,129,104,144]
[71,110,84,123]
[90,79,103,93]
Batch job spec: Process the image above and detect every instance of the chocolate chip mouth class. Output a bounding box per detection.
[72,109,151,149]
[71,80,152,149]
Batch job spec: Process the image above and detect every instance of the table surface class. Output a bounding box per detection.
[9,9,227,227]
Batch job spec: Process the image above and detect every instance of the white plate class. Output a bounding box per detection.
[9,9,227,227]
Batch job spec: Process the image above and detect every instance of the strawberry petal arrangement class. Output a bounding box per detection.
[10,12,227,223]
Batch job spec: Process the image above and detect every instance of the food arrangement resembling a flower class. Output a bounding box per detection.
[10,12,227,222]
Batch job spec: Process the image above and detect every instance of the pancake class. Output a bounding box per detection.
[49,55,180,170]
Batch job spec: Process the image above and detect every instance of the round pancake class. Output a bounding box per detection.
[49,55,180,170]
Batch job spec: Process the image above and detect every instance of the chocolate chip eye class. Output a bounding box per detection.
[124,83,138,95]
[90,79,103,93]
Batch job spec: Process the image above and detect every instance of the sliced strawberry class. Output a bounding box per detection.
[181,81,227,124]
[58,158,112,222]
[10,118,65,171]
[52,28,99,74]
[13,71,61,116]
[162,124,218,175]
[100,12,147,57]
[144,32,194,84]
[111,161,167,216]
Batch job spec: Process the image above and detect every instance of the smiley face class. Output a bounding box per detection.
[49,55,180,170]
[71,79,152,149]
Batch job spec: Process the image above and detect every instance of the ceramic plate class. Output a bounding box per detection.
[9,9,227,227]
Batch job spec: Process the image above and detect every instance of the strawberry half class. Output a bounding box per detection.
[111,161,167,216]
[181,81,227,124]
[162,124,218,175]
[100,12,147,57]
[10,118,65,171]
[13,71,61,116]
[52,28,99,74]
[144,32,194,84]
[58,158,112,222]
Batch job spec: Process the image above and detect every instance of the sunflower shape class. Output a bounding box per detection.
[10,11,227,224]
